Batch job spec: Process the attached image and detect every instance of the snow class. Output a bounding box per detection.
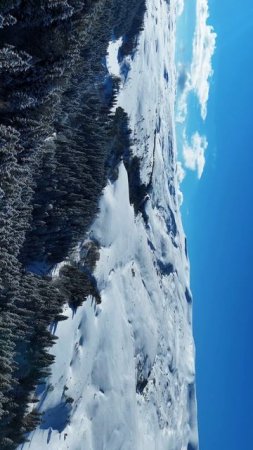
[107,38,123,78]
[21,0,198,449]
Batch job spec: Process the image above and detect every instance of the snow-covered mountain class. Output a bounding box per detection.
[21,1,198,449]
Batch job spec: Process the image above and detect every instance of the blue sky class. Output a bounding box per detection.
[177,1,253,449]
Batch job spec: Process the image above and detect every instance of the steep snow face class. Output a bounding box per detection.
[21,0,198,449]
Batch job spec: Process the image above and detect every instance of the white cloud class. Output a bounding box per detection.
[177,72,191,123]
[183,132,208,178]
[176,0,185,17]
[192,0,217,119]
[177,0,217,121]
[176,161,185,205]
[176,161,186,184]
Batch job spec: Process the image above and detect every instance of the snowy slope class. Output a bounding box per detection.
[21,0,198,449]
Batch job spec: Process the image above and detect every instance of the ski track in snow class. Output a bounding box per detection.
[21,1,198,449]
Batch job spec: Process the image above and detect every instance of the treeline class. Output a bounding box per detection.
[0,0,146,448]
